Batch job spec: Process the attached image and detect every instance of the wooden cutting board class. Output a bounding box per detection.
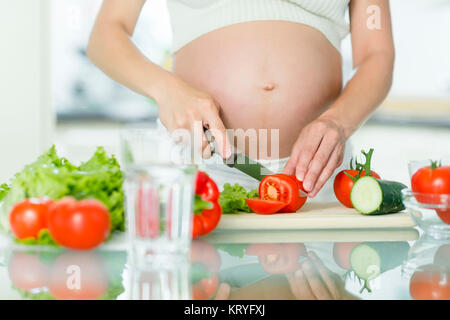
[217,202,416,230]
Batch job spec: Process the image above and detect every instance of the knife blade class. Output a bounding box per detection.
[203,127,309,195]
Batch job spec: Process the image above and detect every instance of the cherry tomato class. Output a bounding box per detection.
[48,197,111,250]
[334,170,381,208]
[259,174,307,213]
[9,198,53,240]
[8,252,49,291]
[332,242,361,269]
[245,198,287,215]
[48,252,109,300]
[409,264,450,300]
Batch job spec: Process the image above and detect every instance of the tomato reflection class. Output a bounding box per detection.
[7,250,126,300]
[410,244,450,300]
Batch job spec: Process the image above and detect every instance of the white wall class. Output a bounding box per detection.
[0,0,53,182]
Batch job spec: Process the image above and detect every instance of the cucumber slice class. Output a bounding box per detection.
[350,242,410,293]
[350,176,407,215]
[350,244,381,293]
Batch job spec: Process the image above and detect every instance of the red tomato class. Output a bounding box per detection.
[48,197,111,250]
[9,198,53,240]
[436,209,450,225]
[245,198,287,215]
[409,264,450,300]
[411,164,450,204]
[332,242,361,269]
[48,252,109,300]
[8,252,49,291]
[334,170,381,208]
[193,275,219,300]
[259,174,307,213]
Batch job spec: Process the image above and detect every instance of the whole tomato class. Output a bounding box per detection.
[411,162,450,197]
[48,197,111,250]
[9,198,53,240]
[334,149,380,208]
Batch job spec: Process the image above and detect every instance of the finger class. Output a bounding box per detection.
[283,147,300,175]
[302,134,338,192]
[294,133,323,182]
[308,146,342,198]
[309,251,341,300]
[286,270,314,300]
[214,283,231,300]
[301,260,333,300]
[203,110,232,159]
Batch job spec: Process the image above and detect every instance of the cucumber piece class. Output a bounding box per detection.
[350,176,407,215]
[350,244,381,293]
[350,241,410,293]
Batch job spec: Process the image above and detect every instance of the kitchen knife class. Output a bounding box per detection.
[203,128,308,195]
[203,127,273,181]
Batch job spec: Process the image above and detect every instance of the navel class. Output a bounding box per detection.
[262,82,276,91]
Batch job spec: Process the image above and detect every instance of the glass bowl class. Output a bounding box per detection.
[402,189,450,239]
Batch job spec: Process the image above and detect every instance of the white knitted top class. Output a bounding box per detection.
[166,0,350,53]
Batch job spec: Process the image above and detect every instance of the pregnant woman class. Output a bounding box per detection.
[87,0,394,199]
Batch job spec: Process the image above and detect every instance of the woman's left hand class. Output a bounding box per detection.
[283,115,348,198]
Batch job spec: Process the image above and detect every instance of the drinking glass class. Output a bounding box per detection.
[121,129,197,261]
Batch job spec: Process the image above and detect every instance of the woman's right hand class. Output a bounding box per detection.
[157,76,232,159]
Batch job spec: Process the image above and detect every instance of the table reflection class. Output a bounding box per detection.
[1,228,449,300]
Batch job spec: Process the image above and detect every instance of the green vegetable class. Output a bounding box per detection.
[14,229,58,246]
[350,176,407,215]
[0,145,125,236]
[215,244,249,258]
[218,183,258,214]
[0,184,10,202]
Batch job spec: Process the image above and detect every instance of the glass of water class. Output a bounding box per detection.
[121,128,197,261]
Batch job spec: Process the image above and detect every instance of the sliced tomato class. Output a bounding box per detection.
[245,198,287,215]
[259,174,307,213]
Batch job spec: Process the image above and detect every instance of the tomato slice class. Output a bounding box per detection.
[259,174,307,213]
[245,198,287,215]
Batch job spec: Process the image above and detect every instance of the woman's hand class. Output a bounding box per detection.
[157,77,232,159]
[283,115,347,198]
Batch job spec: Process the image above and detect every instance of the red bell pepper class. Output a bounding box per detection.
[192,171,222,238]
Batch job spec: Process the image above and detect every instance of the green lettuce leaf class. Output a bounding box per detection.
[218,183,259,214]
[0,146,125,238]
[0,184,9,202]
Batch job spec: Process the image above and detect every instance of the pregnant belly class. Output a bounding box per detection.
[173,21,343,159]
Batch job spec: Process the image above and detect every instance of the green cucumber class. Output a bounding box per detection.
[350,241,410,293]
[350,176,407,215]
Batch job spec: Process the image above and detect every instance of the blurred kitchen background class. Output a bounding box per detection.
[0,0,449,185]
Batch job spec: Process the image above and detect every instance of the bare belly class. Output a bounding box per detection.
[173,21,342,159]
